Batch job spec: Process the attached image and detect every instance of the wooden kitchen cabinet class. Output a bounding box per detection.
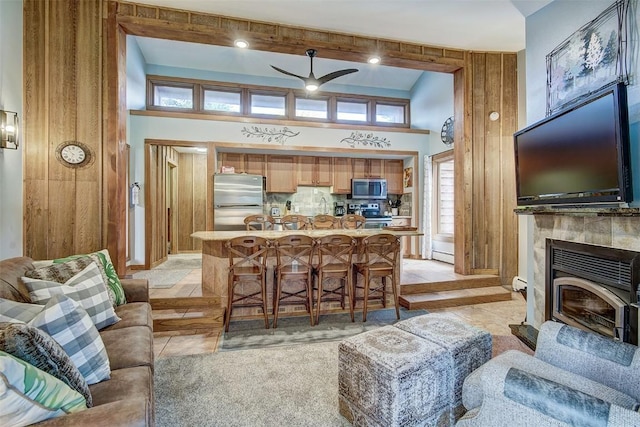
[218,153,265,175]
[353,158,383,178]
[266,155,297,193]
[385,159,404,194]
[298,156,332,186]
[332,157,353,194]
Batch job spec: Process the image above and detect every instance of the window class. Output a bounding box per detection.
[433,151,455,238]
[203,89,241,113]
[376,103,405,124]
[295,97,328,119]
[337,100,368,122]
[250,93,286,116]
[146,76,410,128]
[152,84,193,109]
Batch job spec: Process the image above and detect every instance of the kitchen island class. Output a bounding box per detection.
[191,228,422,319]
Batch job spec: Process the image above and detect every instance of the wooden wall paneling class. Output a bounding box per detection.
[453,55,473,275]
[104,0,128,274]
[500,54,519,285]
[483,53,503,271]
[177,153,195,252]
[207,148,215,231]
[471,53,487,272]
[192,154,207,251]
[47,0,78,259]
[75,0,102,254]
[23,1,49,260]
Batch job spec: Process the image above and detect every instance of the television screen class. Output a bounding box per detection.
[514,83,631,206]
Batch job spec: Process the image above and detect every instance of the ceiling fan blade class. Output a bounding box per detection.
[317,68,359,85]
[270,65,307,81]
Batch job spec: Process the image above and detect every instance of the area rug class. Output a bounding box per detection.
[220,308,427,351]
[155,257,202,270]
[155,341,350,427]
[132,269,192,288]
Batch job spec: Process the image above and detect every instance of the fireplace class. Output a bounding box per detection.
[545,239,639,345]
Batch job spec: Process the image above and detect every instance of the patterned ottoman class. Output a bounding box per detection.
[395,314,492,422]
[338,326,453,427]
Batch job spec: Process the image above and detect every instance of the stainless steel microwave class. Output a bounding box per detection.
[351,178,388,200]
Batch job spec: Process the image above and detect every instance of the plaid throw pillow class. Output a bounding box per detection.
[0,294,111,385]
[22,262,121,330]
[54,249,127,306]
[0,299,44,323]
[0,322,92,407]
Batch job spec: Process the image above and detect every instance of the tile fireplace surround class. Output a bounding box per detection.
[527,210,640,328]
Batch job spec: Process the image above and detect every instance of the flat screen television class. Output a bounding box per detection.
[514,82,632,206]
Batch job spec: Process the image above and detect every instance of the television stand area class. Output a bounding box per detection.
[514,206,640,217]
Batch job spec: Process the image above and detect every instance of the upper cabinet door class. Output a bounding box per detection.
[332,158,352,194]
[245,154,266,176]
[218,152,245,173]
[315,157,333,186]
[266,155,297,193]
[297,156,316,186]
[385,159,404,194]
[368,159,384,178]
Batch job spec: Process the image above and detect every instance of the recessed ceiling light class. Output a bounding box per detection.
[195,147,207,153]
[368,56,381,65]
[234,39,249,49]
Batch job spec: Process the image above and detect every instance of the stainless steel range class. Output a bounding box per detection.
[349,203,392,229]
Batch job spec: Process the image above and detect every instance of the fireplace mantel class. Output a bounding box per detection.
[515,206,640,216]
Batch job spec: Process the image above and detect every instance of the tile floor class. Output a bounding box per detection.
[143,256,527,359]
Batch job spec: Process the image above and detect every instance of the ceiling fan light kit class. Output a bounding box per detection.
[368,56,381,64]
[271,48,358,92]
[234,39,249,49]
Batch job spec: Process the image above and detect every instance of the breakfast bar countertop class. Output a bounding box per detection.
[191,228,422,241]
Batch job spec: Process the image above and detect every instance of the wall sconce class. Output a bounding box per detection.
[0,110,18,149]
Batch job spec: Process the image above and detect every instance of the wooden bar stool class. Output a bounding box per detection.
[224,236,270,332]
[314,234,356,323]
[280,214,311,230]
[352,233,401,322]
[273,234,315,328]
[340,214,366,229]
[244,214,275,231]
[312,214,340,230]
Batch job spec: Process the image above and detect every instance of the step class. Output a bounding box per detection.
[400,275,501,295]
[399,286,512,310]
[153,309,224,332]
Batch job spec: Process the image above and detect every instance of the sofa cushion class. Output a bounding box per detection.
[102,302,152,331]
[0,322,92,407]
[100,326,154,373]
[88,366,153,408]
[0,257,34,303]
[22,262,121,330]
[0,350,87,426]
[54,249,127,306]
[0,294,113,386]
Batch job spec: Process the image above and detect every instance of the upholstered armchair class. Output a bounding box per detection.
[457,321,640,426]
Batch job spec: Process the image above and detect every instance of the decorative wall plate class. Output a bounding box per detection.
[440,116,454,147]
[55,141,94,168]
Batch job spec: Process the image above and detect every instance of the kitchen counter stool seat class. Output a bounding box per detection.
[314,234,356,323]
[353,233,401,322]
[224,236,270,332]
[273,234,315,328]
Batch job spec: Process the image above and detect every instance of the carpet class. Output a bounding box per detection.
[220,308,427,351]
[155,341,350,427]
[155,257,202,270]
[132,269,193,288]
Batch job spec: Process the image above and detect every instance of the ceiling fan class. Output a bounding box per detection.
[270,49,358,92]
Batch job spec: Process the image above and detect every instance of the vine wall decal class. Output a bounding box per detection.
[240,126,300,145]
[340,131,391,149]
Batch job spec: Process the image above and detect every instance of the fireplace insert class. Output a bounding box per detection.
[546,239,639,345]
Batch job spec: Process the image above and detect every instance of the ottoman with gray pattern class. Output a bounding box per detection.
[338,325,453,426]
[394,314,492,422]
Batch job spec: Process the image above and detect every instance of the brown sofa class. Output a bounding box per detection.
[0,257,155,426]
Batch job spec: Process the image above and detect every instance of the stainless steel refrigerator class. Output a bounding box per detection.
[213,174,264,231]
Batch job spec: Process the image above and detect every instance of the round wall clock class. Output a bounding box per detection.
[55,141,94,168]
[441,116,454,147]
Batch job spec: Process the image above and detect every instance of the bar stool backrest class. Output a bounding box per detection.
[316,234,356,270]
[225,236,270,273]
[340,214,366,229]
[244,214,275,231]
[280,214,311,230]
[312,214,340,230]
[274,234,315,271]
[361,234,400,270]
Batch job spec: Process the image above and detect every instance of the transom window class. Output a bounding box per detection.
[147,76,409,127]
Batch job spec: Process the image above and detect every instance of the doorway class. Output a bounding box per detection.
[431,150,454,264]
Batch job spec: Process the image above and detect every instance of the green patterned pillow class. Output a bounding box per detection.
[0,350,86,426]
[0,322,92,407]
[54,249,127,306]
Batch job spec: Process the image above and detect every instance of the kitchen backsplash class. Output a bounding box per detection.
[265,186,407,217]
